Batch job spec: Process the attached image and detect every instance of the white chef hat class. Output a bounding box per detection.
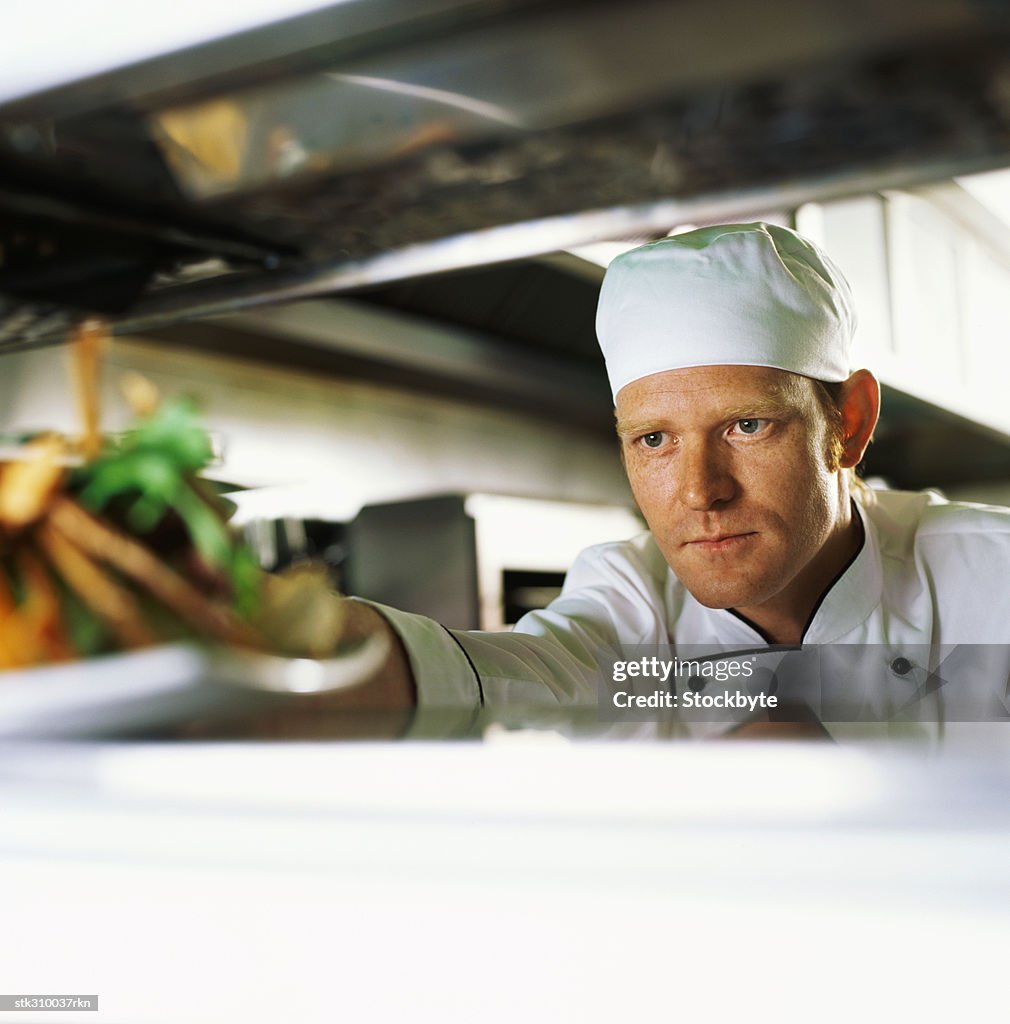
[596,222,856,400]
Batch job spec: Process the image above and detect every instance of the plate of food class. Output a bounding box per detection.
[0,320,387,738]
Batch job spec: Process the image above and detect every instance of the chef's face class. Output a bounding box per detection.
[616,365,848,619]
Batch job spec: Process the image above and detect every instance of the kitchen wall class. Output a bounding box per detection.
[0,335,632,523]
[801,187,1010,438]
[800,186,1010,504]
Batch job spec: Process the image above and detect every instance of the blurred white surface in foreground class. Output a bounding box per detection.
[0,741,1007,1023]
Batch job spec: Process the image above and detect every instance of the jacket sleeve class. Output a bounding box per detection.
[368,533,669,709]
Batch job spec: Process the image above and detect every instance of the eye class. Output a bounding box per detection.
[732,418,768,436]
[641,431,665,449]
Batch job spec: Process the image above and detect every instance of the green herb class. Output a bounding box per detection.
[70,395,260,616]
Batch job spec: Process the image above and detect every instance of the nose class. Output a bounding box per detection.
[675,440,737,510]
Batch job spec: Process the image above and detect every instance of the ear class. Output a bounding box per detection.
[836,369,880,469]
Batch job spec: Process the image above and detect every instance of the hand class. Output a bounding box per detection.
[179,599,418,740]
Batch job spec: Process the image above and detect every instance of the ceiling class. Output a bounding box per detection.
[3,0,1010,336]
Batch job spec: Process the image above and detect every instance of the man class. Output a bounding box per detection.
[335,222,1010,728]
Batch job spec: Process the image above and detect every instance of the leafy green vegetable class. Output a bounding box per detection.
[69,394,260,617]
[74,396,213,510]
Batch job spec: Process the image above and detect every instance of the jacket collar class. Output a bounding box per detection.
[801,498,883,643]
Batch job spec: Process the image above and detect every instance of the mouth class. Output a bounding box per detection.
[684,532,756,551]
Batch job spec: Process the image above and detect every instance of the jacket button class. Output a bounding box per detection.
[687,675,706,693]
[890,656,913,676]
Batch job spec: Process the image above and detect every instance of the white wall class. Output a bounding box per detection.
[800,188,1010,440]
[0,337,631,522]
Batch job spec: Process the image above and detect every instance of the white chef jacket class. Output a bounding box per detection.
[372,489,1010,730]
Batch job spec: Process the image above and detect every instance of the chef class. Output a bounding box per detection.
[336,222,1010,729]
